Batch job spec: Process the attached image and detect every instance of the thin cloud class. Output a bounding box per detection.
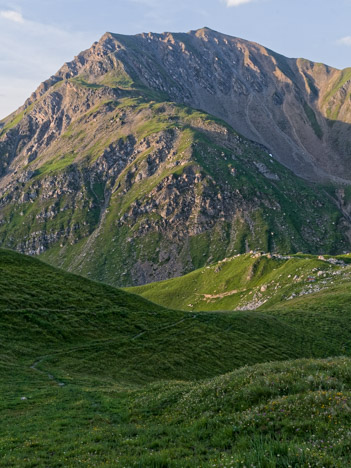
[0,9,92,118]
[0,9,24,23]
[225,0,254,6]
[337,36,351,46]
[129,0,164,6]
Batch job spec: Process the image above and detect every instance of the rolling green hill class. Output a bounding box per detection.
[127,252,351,311]
[3,354,351,467]
[2,248,351,466]
[6,247,351,385]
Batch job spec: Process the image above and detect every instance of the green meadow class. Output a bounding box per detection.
[2,248,351,466]
[127,252,351,312]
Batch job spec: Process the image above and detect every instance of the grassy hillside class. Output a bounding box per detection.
[127,252,351,311]
[5,247,350,385]
[2,248,351,466]
[0,246,161,313]
[3,353,351,466]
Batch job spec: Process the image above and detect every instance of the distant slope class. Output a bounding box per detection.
[1,28,351,287]
[127,252,351,311]
[271,262,351,314]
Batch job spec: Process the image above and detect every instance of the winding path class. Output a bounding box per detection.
[29,315,196,385]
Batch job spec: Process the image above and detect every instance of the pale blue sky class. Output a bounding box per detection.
[1,0,351,118]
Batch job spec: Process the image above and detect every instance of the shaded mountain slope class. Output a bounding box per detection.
[105,28,351,182]
[0,86,350,286]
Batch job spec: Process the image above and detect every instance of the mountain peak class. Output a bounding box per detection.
[3,27,351,183]
[191,26,217,34]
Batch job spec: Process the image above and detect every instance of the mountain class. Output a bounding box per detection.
[3,249,351,466]
[1,28,351,286]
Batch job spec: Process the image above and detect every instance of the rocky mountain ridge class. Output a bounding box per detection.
[20,26,351,182]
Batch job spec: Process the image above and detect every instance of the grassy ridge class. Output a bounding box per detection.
[0,249,333,384]
[0,248,159,312]
[127,252,351,311]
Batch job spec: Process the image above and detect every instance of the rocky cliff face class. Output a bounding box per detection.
[0,28,351,286]
[19,27,351,182]
[110,27,351,182]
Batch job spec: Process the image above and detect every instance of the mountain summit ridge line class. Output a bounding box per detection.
[12,26,351,183]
